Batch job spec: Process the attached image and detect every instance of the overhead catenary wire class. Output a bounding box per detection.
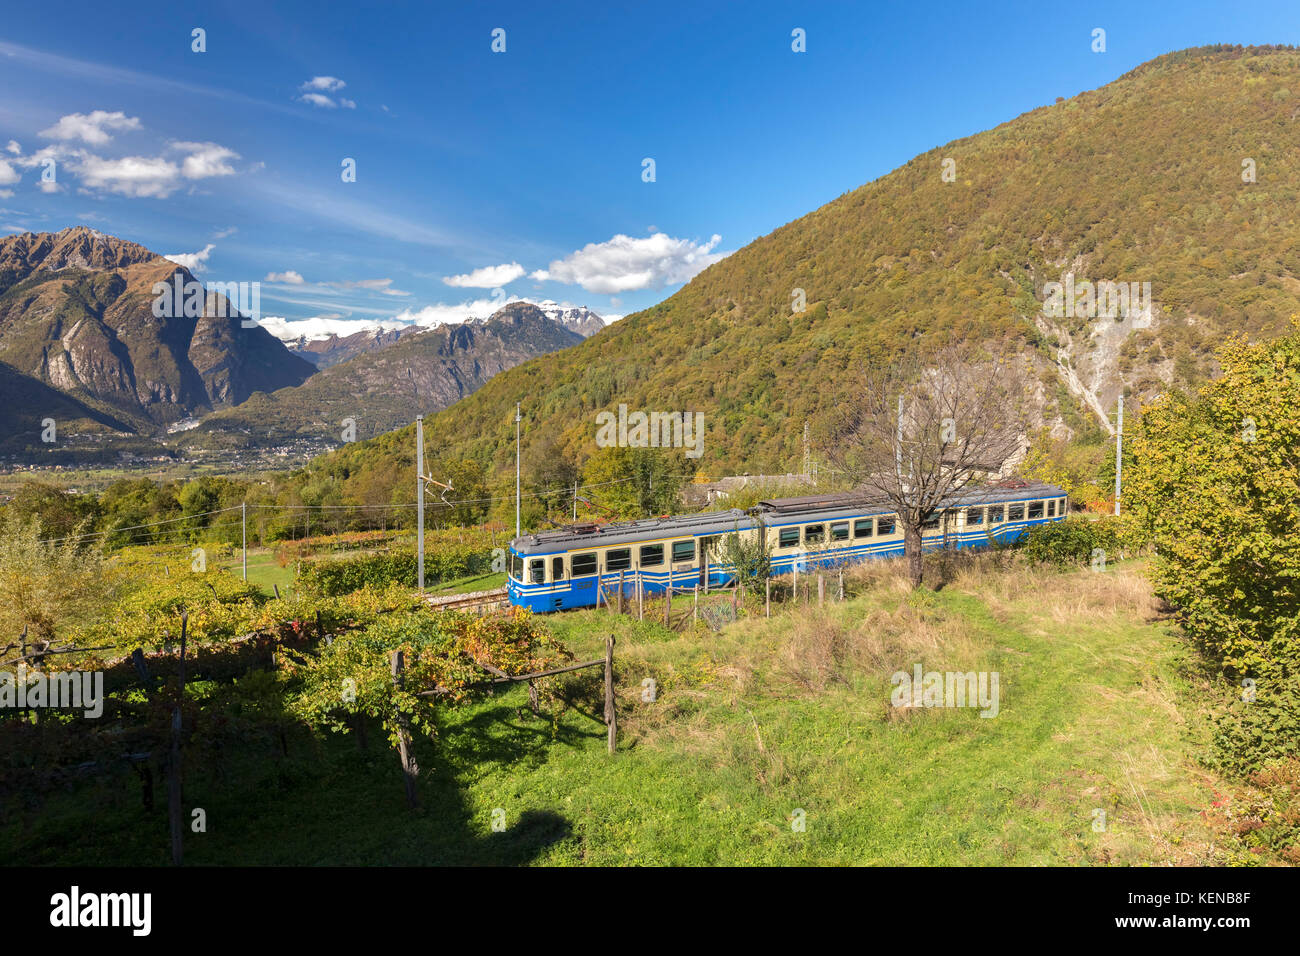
[31,477,642,546]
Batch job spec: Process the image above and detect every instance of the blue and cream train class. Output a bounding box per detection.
[507,481,1068,613]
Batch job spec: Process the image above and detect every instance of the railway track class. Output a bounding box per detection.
[423,586,511,614]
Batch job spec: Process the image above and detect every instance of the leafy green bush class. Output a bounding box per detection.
[1019,514,1133,568]
[1209,678,1300,777]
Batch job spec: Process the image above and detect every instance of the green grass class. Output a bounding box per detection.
[218,549,297,596]
[2,558,1241,865]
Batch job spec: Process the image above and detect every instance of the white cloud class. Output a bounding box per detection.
[213,226,238,239]
[0,160,19,186]
[297,92,338,109]
[266,270,305,285]
[75,154,179,198]
[165,244,216,272]
[531,232,728,294]
[172,141,239,179]
[39,110,141,146]
[34,136,240,198]
[260,314,408,342]
[301,76,346,92]
[442,262,526,288]
[340,98,356,110]
[4,141,20,156]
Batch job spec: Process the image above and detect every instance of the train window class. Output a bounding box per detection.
[804,524,824,545]
[877,517,896,535]
[778,527,800,548]
[606,548,632,572]
[1008,503,1024,521]
[988,505,1004,523]
[640,543,664,567]
[571,552,597,576]
[966,507,984,526]
[922,513,941,531]
[1059,497,1067,514]
[1028,501,1044,519]
[831,521,849,541]
[510,552,524,579]
[1046,499,1055,517]
[552,557,564,580]
[672,539,695,563]
[854,518,874,538]
[528,559,545,585]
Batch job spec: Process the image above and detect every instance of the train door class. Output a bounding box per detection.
[699,536,714,587]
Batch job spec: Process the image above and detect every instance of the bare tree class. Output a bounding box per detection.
[824,342,1031,587]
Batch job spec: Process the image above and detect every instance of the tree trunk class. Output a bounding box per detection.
[905,525,923,587]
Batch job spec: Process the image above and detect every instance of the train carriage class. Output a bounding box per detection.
[507,481,1068,613]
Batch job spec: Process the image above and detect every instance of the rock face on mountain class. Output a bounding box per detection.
[285,326,422,369]
[538,302,606,338]
[183,302,584,448]
[0,227,314,435]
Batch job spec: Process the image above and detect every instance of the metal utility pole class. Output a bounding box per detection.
[515,402,522,539]
[241,501,247,582]
[1114,395,1124,516]
[416,415,425,590]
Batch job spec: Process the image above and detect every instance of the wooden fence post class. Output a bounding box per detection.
[168,613,188,867]
[838,570,844,601]
[818,574,825,606]
[664,586,671,627]
[390,650,420,809]
[617,570,625,615]
[693,585,698,625]
[765,578,770,618]
[603,635,616,754]
[637,573,644,621]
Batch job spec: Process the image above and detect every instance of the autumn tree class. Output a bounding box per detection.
[823,342,1031,587]
[1128,320,1300,685]
[0,512,110,643]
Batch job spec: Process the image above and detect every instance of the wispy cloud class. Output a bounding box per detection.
[296,76,356,109]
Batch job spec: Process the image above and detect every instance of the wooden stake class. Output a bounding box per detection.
[604,634,617,754]
[765,578,770,618]
[693,585,698,625]
[617,570,625,615]
[168,613,188,867]
[818,574,824,606]
[390,650,420,808]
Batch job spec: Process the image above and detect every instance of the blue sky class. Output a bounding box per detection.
[1,0,1296,340]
